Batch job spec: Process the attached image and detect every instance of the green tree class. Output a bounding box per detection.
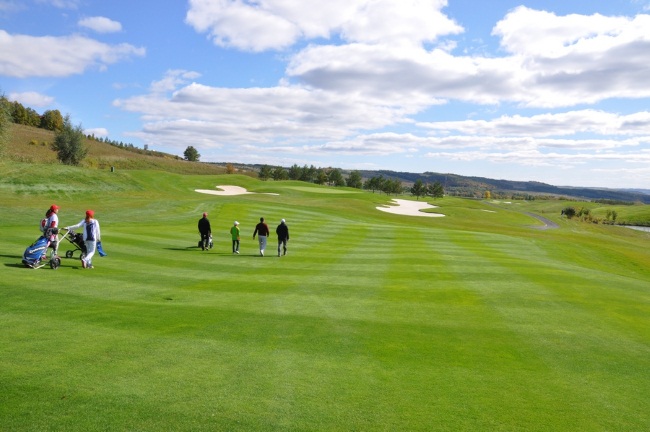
[272,166,288,180]
[428,181,444,199]
[0,95,10,158]
[52,115,87,165]
[380,178,402,195]
[315,168,328,185]
[562,207,576,219]
[328,168,345,186]
[288,164,301,180]
[183,146,200,162]
[41,109,64,131]
[11,101,27,124]
[346,170,363,189]
[300,164,317,182]
[364,175,384,193]
[259,165,272,180]
[410,179,426,200]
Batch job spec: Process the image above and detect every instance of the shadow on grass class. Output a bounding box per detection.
[163,247,272,258]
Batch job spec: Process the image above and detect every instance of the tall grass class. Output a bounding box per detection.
[1,162,649,431]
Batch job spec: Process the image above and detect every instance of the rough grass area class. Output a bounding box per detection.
[5,123,235,175]
[1,164,649,431]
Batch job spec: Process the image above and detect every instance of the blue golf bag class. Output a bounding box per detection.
[22,231,61,269]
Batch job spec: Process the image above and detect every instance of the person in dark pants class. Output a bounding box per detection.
[198,212,211,251]
[276,219,289,256]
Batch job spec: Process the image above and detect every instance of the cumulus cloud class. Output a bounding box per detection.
[114,80,417,149]
[0,30,145,78]
[8,91,54,107]
[84,127,109,138]
[79,16,123,33]
[185,0,462,51]
[111,3,650,187]
[418,110,650,137]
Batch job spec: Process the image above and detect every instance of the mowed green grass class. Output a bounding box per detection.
[1,162,649,431]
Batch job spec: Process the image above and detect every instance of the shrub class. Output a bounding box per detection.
[562,207,576,219]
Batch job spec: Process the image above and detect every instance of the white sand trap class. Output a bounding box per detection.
[377,199,445,217]
[195,185,279,196]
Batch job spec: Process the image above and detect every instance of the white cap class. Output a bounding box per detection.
[234,221,239,225]
[281,219,285,223]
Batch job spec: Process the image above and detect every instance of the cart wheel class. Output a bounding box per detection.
[65,250,73,258]
[50,257,61,269]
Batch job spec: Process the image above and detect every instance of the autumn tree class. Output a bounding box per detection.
[0,95,10,158]
[41,109,64,131]
[226,163,235,174]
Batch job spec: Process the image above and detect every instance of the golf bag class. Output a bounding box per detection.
[22,235,60,269]
[198,234,213,249]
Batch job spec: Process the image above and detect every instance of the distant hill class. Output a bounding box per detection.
[358,170,650,204]
[6,123,649,203]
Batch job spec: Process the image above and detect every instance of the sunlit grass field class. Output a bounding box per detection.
[1,162,649,431]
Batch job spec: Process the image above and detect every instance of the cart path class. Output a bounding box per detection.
[525,212,559,230]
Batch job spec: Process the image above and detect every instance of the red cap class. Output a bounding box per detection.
[50,204,60,212]
[203,212,208,217]
[86,210,94,218]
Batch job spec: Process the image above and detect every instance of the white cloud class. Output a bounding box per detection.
[84,127,109,137]
[79,16,123,33]
[114,79,421,152]
[0,30,145,78]
[8,91,54,107]
[418,110,650,137]
[34,0,80,9]
[282,7,650,108]
[185,0,462,51]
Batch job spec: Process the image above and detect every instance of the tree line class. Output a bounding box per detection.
[256,164,445,197]
[0,96,65,132]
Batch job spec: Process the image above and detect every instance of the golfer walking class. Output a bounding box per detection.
[198,212,211,251]
[66,210,101,269]
[253,217,270,256]
[230,221,240,254]
[40,204,60,254]
[276,219,289,256]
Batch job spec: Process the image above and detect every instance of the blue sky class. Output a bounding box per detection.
[2,0,650,188]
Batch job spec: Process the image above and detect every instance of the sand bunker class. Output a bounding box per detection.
[377,199,444,217]
[195,185,279,196]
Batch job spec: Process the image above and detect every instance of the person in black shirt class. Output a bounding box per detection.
[198,212,211,251]
[276,219,289,256]
[253,217,270,256]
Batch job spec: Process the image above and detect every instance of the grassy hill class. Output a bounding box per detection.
[0,159,649,431]
[4,123,237,175]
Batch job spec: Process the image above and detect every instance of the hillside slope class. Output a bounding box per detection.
[5,123,231,175]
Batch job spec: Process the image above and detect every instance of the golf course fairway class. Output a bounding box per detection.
[1,164,649,431]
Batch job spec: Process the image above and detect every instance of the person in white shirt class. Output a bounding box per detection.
[66,210,101,269]
[40,204,60,254]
